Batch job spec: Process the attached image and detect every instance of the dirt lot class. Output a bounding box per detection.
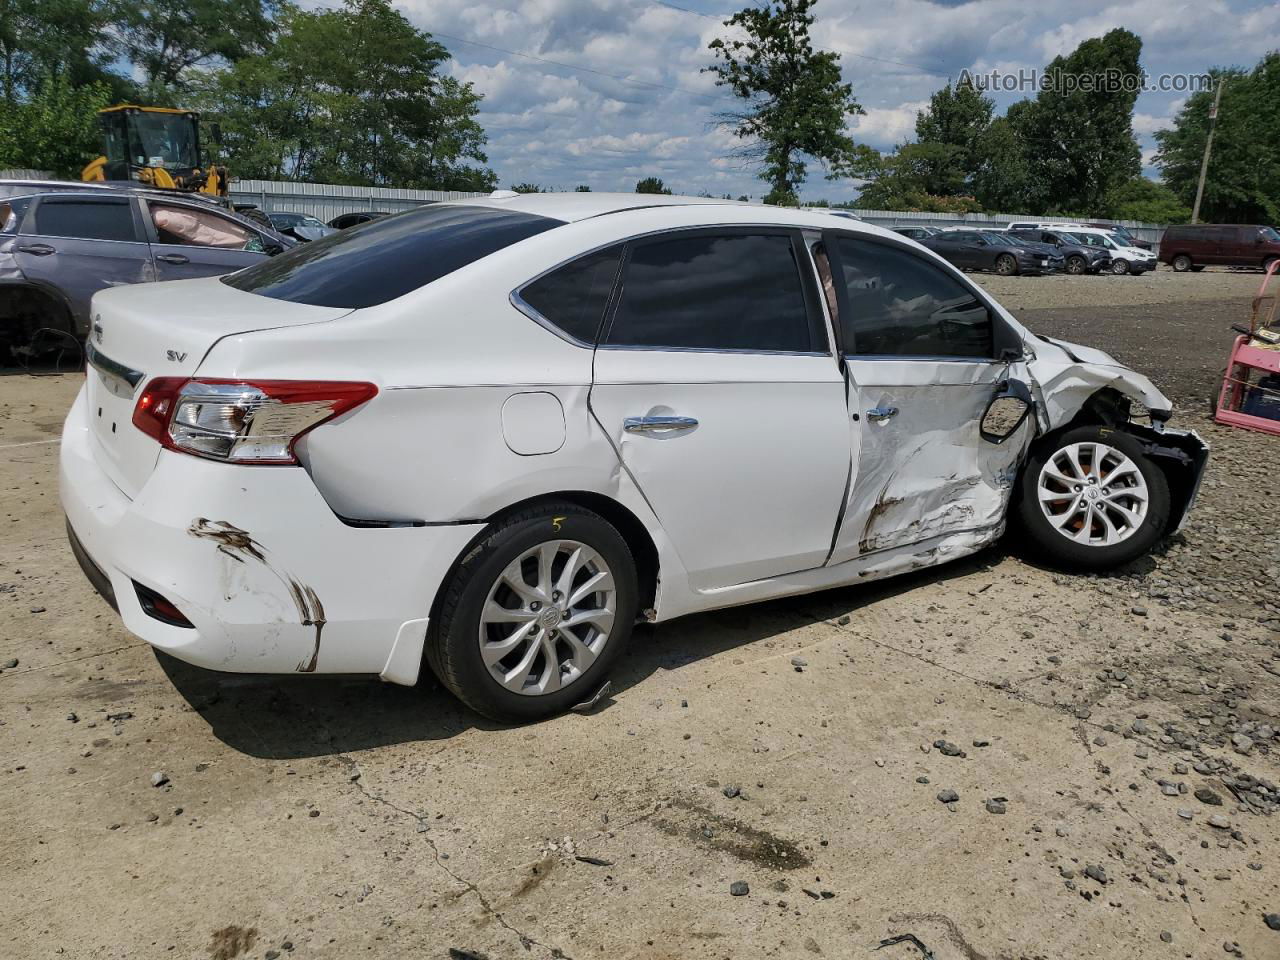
[4,268,1280,960]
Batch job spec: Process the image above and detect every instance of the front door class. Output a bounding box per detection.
[14,195,153,332]
[143,200,271,280]
[589,229,851,590]
[819,232,1032,564]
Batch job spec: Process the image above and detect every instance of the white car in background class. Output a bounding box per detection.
[1008,221,1158,275]
[61,194,1207,722]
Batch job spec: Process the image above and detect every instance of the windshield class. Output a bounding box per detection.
[1260,226,1280,243]
[270,213,327,228]
[127,112,199,170]
[1104,233,1127,249]
[225,203,563,308]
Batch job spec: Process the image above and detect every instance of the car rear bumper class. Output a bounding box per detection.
[59,385,482,685]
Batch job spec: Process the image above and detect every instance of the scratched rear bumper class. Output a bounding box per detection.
[59,385,482,682]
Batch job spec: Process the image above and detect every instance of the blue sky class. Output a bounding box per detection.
[386,0,1280,200]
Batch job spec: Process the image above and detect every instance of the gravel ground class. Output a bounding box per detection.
[3,275,1280,959]
[976,265,1269,312]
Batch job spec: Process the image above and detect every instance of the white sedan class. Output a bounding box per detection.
[61,193,1207,722]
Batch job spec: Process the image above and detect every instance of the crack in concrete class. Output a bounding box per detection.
[0,641,149,680]
[346,765,575,960]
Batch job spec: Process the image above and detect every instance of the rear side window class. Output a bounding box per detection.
[833,236,994,359]
[605,232,820,353]
[31,199,137,242]
[518,246,622,344]
[223,204,563,308]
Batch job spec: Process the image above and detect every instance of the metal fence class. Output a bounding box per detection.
[0,169,54,180]
[227,179,486,221]
[845,208,1165,250]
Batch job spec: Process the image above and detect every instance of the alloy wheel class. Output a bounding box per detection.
[996,254,1017,276]
[478,539,616,696]
[1066,256,1086,275]
[1112,259,1130,275]
[1037,441,1150,547]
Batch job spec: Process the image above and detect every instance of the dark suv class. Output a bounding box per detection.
[1008,228,1111,275]
[0,190,291,356]
[921,229,1062,275]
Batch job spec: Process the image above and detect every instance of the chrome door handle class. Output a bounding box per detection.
[16,243,54,256]
[623,415,698,434]
[866,406,898,423]
[156,253,189,264]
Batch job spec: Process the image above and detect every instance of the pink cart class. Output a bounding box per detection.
[1214,260,1280,436]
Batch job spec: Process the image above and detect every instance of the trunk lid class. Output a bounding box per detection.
[85,277,352,498]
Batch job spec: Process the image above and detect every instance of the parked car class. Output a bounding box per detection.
[892,225,939,240]
[1007,228,1112,274]
[921,229,1062,275]
[266,211,337,242]
[328,211,390,230]
[62,194,1208,722]
[1007,220,1152,251]
[0,190,292,354]
[1063,227,1157,275]
[1159,224,1280,272]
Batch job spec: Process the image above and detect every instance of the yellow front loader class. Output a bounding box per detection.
[81,104,228,197]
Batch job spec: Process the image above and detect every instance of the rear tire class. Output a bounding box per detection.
[1264,257,1279,274]
[425,502,639,723]
[1111,259,1130,275]
[1014,426,1170,572]
[1171,254,1193,272]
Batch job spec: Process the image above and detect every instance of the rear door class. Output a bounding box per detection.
[821,233,1031,563]
[589,228,851,590]
[143,200,272,280]
[14,195,152,332]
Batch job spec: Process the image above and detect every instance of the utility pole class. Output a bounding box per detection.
[1191,78,1224,224]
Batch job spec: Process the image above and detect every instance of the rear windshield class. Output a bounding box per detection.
[223,204,563,308]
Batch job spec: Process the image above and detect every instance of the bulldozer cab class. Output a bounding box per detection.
[83,105,226,197]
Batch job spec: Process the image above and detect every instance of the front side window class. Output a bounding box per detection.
[224,204,562,308]
[518,246,622,344]
[30,199,137,243]
[150,203,261,251]
[833,236,994,359]
[605,232,820,353]
[1260,226,1280,243]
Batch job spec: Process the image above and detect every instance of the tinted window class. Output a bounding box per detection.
[0,198,30,234]
[519,246,622,344]
[606,232,818,352]
[833,237,993,358]
[224,204,563,308]
[31,199,136,242]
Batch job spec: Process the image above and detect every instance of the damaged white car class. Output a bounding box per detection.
[60,194,1208,722]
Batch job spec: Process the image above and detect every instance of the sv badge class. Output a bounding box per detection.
[166,349,187,363]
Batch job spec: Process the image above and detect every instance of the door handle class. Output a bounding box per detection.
[156,253,189,264]
[16,243,54,256]
[623,415,698,434]
[866,406,899,423]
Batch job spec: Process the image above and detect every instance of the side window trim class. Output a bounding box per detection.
[598,226,831,357]
[510,239,626,348]
[824,230,1013,363]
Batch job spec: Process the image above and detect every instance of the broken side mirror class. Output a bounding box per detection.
[980,379,1034,444]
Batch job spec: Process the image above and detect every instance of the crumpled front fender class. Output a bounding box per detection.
[1027,335,1173,431]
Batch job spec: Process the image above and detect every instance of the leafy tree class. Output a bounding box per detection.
[706,0,866,204]
[635,176,672,194]
[1108,178,1190,223]
[912,78,994,196]
[1006,28,1143,215]
[1154,55,1280,223]
[0,0,125,101]
[0,73,111,176]
[971,113,1035,212]
[118,0,281,94]
[574,184,591,192]
[857,142,978,210]
[192,0,495,191]
[511,183,544,193]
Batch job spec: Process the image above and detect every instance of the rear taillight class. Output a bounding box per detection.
[132,378,377,464]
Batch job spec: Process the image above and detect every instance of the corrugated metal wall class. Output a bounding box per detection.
[0,169,55,180]
[846,208,1164,248]
[227,179,486,221]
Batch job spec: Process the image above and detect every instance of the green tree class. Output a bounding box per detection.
[635,176,672,194]
[1006,28,1143,214]
[192,0,495,190]
[0,0,125,101]
[1154,56,1280,223]
[574,184,591,192]
[0,73,111,176]
[971,113,1035,212]
[913,77,994,196]
[706,0,866,204]
[118,0,281,94]
[511,183,544,193]
[1108,178,1190,223]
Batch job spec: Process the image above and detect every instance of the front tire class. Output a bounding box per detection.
[1111,259,1130,275]
[1015,426,1170,571]
[1065,256,1087,275]
[995,253,1018,276]
[1171,254,1193,272]
[425,503,639,723]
